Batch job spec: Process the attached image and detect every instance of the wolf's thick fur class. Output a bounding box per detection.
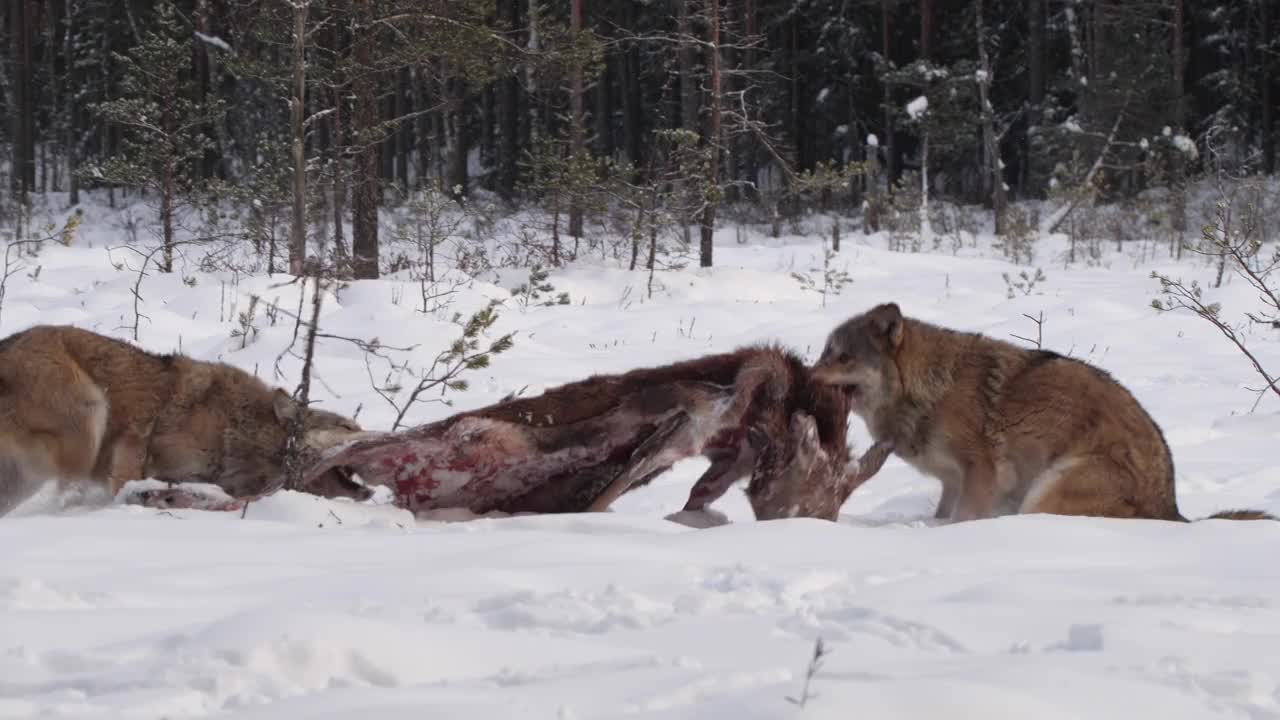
[0,325,370,516]
[811,302,1275,523]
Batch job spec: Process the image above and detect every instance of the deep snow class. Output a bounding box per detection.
[1,193,1278,719]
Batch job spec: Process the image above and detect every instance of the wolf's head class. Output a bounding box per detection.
[274,389,377,501]
[811,302,905,420]
[269,389,366,449]
[217,389,373,501]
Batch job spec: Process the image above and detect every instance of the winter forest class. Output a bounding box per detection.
[2,1,1280,718]
[4,0,1278,272]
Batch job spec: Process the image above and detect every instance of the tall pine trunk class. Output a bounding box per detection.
[12,0,36,197]
[498,0,520,197]
[64,0,79,205]
[444,64,469,199]
[698,0,721,268]
[620,0,642,173]
[160,91,176,273]
[741,0,758,199]
[1024,0,1045,196]
[976,0,1006,234]
[396,67,411,189]
[1261,0,1274,174]
[193,0,215,180]
[594,51,613,160]
[351,0,380,279]
[880,0,897,187]
[289,0,309,275]
[568,0,584,239]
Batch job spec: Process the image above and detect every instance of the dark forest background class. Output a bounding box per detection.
[2,0,1277,276]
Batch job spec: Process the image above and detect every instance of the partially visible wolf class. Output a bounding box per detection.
[0,325,371,516]
[296,344,855,518]
[810,302,1275,523]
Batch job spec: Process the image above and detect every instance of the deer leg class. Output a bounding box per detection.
[682,448,754,512]
[586,411,691,512]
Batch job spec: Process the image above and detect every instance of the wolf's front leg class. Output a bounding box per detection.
[105,431,150,496]
[949,462,998,522]
[934,481,959,519]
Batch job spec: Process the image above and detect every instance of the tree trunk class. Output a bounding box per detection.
[64,0,78,205]
[42,0,56,192]
[789,16,803,171]
[161,117,175,271]
[863,138,881,234]
[1024,0,1044,196]
[919,0,933,60]
[332,81,349,271]
[1262,0,1275,175]
[620,0,643,172]
[498,0,520,197]
[720,0,739,203]
[1171,0,1183,130]
[289,0,309,276]
[976,0,1006,234]
[678,0,698,133]
[919,128,930,246]
[568,0,584,239]
[881,0,897,187]
[413,65,432,187]
[742,0,758,199]
[594,53,613,160]
[193,0,214,180]
[11,0,36,197]
[480,84,495,182]
[526,0,539,145]
[351,0,380,279]
[698,0,721,268]
[444,66,470,199]
[380,90,395,181]
[396,67,411,189]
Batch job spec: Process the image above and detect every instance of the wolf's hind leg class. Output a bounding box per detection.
[1018,456,1178,520]
[40,384,109,498]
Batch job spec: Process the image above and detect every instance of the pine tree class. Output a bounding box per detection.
[84,0,226,272]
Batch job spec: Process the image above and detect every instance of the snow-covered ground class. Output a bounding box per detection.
[1,194,1279,718]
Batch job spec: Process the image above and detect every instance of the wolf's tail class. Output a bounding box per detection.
[1196,508,1278,521]
[1177,504,1280,520]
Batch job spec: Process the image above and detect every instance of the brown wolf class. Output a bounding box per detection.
[295,344,855,518]
[0,324,371,516]
[809,302,1276,523]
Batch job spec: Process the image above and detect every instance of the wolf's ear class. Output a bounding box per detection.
[870,302,904,349]
[273,388,300,421]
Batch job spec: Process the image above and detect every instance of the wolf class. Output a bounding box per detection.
[809,302,1275,523]
[0,324,371,516]
[293,344,856,518]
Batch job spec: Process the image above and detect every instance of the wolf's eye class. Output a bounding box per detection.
[838,352,851,363]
